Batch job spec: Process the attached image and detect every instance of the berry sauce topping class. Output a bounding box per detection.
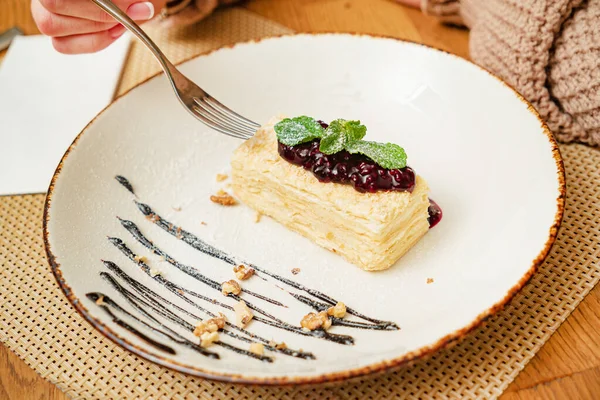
[277,120,416,193]
[277,139,416,194]
[427,199,443,228]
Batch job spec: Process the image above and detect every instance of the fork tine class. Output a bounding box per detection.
[193,104,255,138]
[196,98,259,133]
[192,106,252,139]
[204,96,260,129]
[193,100,256,137]
[193,98,257,135]
[191,106,252,140]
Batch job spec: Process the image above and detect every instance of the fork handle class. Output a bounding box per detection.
[90,0,184,89]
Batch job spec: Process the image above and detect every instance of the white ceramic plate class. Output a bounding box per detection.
[44,34,565,384]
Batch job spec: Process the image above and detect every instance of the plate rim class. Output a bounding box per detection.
[43,32,566,385]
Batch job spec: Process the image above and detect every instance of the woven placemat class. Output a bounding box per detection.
[2,7,600,399]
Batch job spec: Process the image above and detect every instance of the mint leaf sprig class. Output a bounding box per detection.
[272,116,325,146]
[274,116,407,169]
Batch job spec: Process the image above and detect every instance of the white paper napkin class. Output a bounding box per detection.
[0,34,131,195]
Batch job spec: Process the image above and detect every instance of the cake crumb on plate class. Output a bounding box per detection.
[210,191,237,206]
[216,173,228,182]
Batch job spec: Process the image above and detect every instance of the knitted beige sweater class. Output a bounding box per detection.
[423,0,600,146]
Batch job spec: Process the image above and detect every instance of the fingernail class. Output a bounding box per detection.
[126,2,155,20]
[109,24,126,39]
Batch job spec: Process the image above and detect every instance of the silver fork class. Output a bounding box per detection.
[91,0,258,140]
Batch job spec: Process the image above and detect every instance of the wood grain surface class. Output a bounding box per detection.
[1,0,599,399]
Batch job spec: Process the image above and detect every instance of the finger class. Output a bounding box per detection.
[38,0,157,23]
[52,25,126,54]
[32,0,118,37]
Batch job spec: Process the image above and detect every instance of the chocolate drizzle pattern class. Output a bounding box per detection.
[109,229,354,345]
[101,260,313,359]
[98,273,272,362]
[132,200,398,330]
[86,175,401,362]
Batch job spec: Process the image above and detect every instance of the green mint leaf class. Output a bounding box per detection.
[342,120,367,143]
[319,119,366,155]
[319,125,345,155]
[346,140,408,169]
[274,116,325,146]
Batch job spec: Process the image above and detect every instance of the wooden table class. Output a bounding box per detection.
[1,1,600,399]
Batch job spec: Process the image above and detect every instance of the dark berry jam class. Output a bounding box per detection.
[427,199,442,228]
[277,139,416,193]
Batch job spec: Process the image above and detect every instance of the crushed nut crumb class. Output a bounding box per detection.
[200,331,219,347]
[95,295,105,306]
[172,205,182,211]
[427,278,434,284]
[268,340,276,347]
[146,214,160,222]
[216,173,228,182]
[300,311,331,331]
[210,192,238,206]
[212,312,227,329]
[233,300,253,328]
[201,221,207,226]
[321,311,332,330]
[193,321,216,337]
[255,212,263,223]
[134,255,147,264]
[176,227,183,239]
[149,268,161,278]
[291,268,301,275]
[249,342,264,356]
[233,265,255,280]
[275,342,287,350]
[193,313,227,337]
[327,302,347,319]
[221,280,241,296]
[300,313,321,331]
[177,289,184,295]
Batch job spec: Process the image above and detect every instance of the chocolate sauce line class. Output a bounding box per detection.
[115,175,136,195]
[252,313,352,345]
[131,199,398,329]
[178,287,233,311]
[99,272,272,362]
[102,260,316,358]
[87,293,177,356]
[108,236,353,346]
[245,264,397,329]
[116,219,284,308]
[134,200,237,264]
[290,293,395,331]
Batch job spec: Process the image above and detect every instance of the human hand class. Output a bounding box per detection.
[31,0,167,54]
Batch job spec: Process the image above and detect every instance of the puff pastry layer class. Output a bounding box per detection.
[231,118,430,271]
